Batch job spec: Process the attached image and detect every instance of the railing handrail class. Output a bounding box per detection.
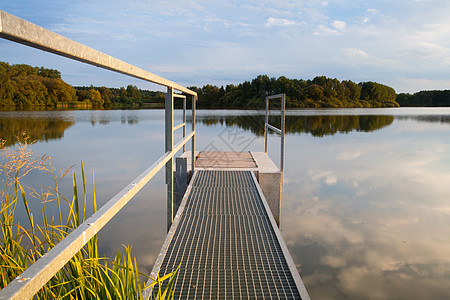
[264,93,286,184]
[0,10,196,96]
[0,10,196,299]
[267,123,282,134]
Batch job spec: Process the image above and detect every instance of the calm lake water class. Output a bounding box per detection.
[1,108,450,299]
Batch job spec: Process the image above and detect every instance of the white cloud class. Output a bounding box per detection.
[265,17,297,27]
[332,20,346,30]
[393,78,450,93]
[314,24,340,35]
[367,8,379,14]
[321,254,347,268]
[397,42,450,59]
[308,170,338,186]
[326,176,338,185]
[338,150,362,161]
[342,48,369,58]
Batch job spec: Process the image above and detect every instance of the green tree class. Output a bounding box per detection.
[0,61,77,108]
[38,66,61,79]
[397,90,450,107]
[307,84,324,101]
[41,78,77,105]
[89,88,103,108]
[360,81,398,107]
[126,85,141,100]
[0,77,16,108]
[12,76,48,107]
[119,87,127,98]
[98,86,113,106]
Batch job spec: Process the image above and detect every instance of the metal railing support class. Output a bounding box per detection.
[182,96,186,152]
[166,87,174,230]
[191,95,197,174]
[264,96,269,153]
[264,94,286,184]
[173,122,186,131]
[267,124,282,134]
[172,94,187,153]
[281,94,285,184]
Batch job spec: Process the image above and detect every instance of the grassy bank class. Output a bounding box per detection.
[0,134,177,299]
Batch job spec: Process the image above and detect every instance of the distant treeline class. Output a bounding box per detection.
[188,75,399,108]
[0,61,164,109]
[73,85,165,108]
[2,61,449,109]
[397,90,450,107]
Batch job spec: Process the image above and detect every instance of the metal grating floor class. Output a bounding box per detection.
[154,170,304,299]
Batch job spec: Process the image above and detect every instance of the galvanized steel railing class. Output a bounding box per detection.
[165,90,196,229]
[264,93,286,184]
[0,10,196,299]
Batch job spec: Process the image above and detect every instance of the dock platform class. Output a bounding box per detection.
[151,167,309,299]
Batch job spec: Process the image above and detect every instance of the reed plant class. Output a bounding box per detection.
[0,134,177,299]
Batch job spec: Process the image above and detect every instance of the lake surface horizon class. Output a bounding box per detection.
[1,107,450,299]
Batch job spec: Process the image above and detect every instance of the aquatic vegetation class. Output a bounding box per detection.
[0,134,177,299]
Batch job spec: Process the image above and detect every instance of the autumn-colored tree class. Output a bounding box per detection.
[0,61,76,108]
[89,89,103,108]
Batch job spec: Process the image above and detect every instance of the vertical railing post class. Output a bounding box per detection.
[264,96,269,153]
[191,95,196,174]
[182,96,186,153]
[165,87,174,231]
[281,94,286,185]
[265,93,286,184]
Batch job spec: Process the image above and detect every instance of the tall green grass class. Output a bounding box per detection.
[0,134,177,299]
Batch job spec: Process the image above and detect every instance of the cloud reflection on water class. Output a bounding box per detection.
[281,117,450,299]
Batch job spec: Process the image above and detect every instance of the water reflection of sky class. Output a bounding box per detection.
[281,116,450,299]
[1,108,450,299]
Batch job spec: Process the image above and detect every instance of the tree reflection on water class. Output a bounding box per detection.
[198,114,395,137]
[0,117,74,147]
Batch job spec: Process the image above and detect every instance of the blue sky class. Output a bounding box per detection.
[1,0,450,93]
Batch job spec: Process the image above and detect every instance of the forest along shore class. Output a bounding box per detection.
[2,61,449,110]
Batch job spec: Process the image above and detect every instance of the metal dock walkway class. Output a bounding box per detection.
[151,170,309,299]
